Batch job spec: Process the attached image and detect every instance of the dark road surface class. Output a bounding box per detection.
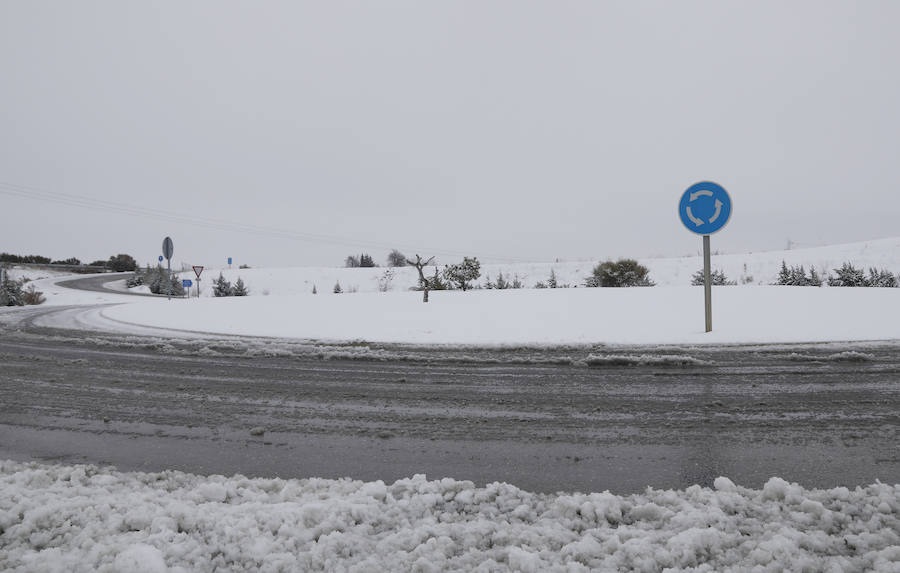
[0,276,898,493]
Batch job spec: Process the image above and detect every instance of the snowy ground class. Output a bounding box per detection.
[97,285,900,345]
[1,460,898,572]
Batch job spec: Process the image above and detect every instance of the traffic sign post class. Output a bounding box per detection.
[679,181,732,333]
[192,266,204,297]
[227,257,232,268]
[182,278,193,297]
[162,237,174,301]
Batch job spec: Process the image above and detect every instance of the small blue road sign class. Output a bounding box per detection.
[228,257,232,265]
[159,255,164,262]
[679,181,732,235]
[182,279,193,288]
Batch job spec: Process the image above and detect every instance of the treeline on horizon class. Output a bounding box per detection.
[0,253,94,265]
[0,253,137,271]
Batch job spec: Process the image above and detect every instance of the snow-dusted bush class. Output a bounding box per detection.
[22,284,45,305]
[213,273,233,297]
[377,269,394,292]
[690,269,736,286]
[443,257,481,291]
[0,273,25,306]
[774,261,822,286]
[827,262,869,287]
[126,267,145,288]
[586,259,655,287]
[866,267,898,288]
[232,277,249,296]
[333,281,343,294]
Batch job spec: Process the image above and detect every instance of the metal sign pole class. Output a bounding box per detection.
[162,236,175,301]
[703,235,712,333]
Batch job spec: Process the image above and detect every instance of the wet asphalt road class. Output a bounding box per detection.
[0,276,898,493]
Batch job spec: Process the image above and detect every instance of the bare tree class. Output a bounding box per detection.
[387,249,407,267]
[406,254,435,303]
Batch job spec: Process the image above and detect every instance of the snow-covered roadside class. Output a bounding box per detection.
[99,286,900,346]
[1,460,897,573]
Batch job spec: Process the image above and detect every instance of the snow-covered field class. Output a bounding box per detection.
[2,460,898,573]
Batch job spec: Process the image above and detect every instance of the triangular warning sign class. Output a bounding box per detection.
[192,266,204,278]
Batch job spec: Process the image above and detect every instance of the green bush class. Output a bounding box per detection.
[586,259,654,287]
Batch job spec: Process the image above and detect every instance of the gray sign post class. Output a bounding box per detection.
[162,236,174,301]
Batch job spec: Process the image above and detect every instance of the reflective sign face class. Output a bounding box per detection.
[678,181,732,235]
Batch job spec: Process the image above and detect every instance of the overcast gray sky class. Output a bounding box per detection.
[2,1,899,268]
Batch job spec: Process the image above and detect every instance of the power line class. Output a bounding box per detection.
[0,181,535,263]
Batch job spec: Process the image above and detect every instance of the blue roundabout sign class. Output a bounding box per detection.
[678,181,732,235]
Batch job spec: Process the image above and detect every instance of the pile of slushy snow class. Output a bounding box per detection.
[1,461,898,572]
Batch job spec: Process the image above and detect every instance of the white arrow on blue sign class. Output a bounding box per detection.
[678,181,732,235]
[182,279,193,288]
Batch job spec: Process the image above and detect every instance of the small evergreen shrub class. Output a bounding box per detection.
[0,274,25,306]
[690,269,736,286]
[232,278,249,296]
[827,262,867,287]
[866,267,898,288]
[213,273,233,297]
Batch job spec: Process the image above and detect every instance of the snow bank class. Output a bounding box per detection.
[1,461,898,572]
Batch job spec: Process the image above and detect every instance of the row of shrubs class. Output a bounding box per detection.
[212,273,249,297]
[772,261,897,287]
[692,261,899,287]
[127,265,185,296]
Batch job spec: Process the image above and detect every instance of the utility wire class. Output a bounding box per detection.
[0,181,535,263]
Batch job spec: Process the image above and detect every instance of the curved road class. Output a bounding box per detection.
[0,276,898,494]
[56,272,162,297]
